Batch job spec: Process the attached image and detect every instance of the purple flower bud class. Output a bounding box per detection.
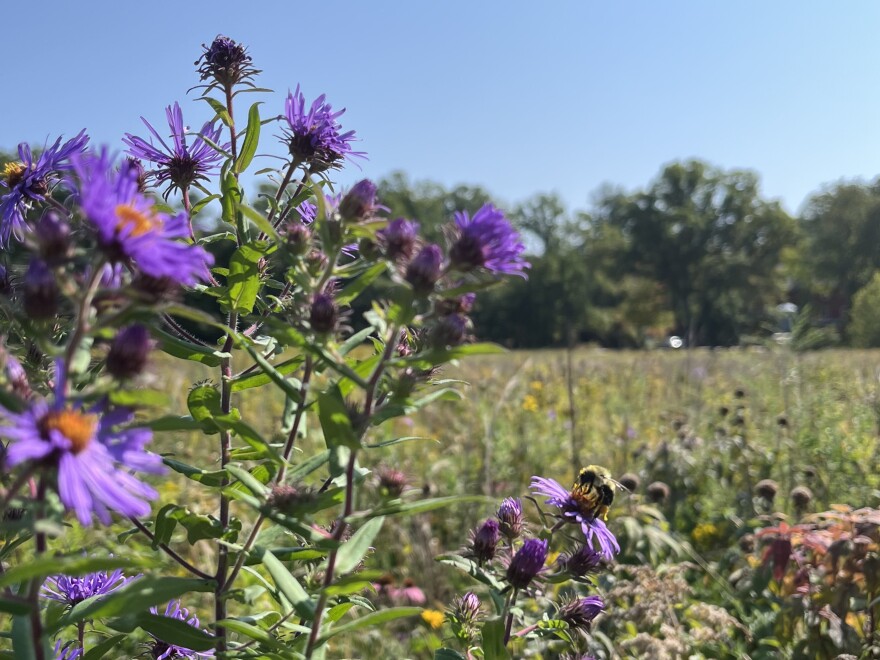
[376,466,408,497]
[23,259,58,319]
[497,497,524,541]
[338,179,378,221]
[285,222,312,256]
[196,35,258,89]
[2,353,30,399]
[506,538,548,589]
[36,211,71,263]
[124,157,148,193]
[378,218,419,261]
[471,519,499,564]
[558,596,604,630]
[0,265,11,296]
[560,545,603,577]
[107,325,152,380]
[430,313,469,348]
[405,244,443,295]
[309,292,339,335]
[450,591,482,627]
[132,273,180,304]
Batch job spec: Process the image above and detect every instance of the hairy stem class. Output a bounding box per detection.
[28,478,47,660]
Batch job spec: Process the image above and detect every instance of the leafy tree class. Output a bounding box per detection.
[594,160,797,346]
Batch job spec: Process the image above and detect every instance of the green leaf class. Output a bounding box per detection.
[435,554,504,590]
[482,617,512,660]
[435,650,467,660]
[146,415,204,432]
[318,386,359,450]
[215,619,296,655]
[241,342,305,405]
[155,329,224,367]
[163,458,227,487]
[12,615,39,660]
[220,170,242,228]
[153,503,180,547]
[316,607,421,645]
[335,263,387,306]
[187,385,224,432]
[0,597,30,616]
[232,356,304,392]
[262,551,316,619]
[240,202,282,242]
[191,193,221,216]
[235,101,262,173]
[334,517,384,576]
[81,634,127,660]
[0,555,151,590]
[220,243,263,313]
[135,611,215,651]
[226,464,270,496]
[107,389,170,408]
[201,96,232,126]
[50,577,214,633]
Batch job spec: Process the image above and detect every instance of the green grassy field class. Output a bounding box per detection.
[47,347,880,657]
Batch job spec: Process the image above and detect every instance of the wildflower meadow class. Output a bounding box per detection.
[0,34,879,660]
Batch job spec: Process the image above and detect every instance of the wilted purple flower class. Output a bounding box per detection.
[378,218,419,261]
[53,640,82,660]
[0,362,163,525]
[149,600,214,659]
[106,325,153,380]
[338,179,381,221]
[124,102,226,197]
[23,259,58,320]
[506,538,548,589]
[72,148,213,286]
[497,497,524,541]
[450,204,528,277]
[558,596,604,630]
[470,519,499,564]
[282,85,364,172]
[0,131,88,244]
[559,544,603,577]
[530,476,620,560]
[405,244,443,294]
[196,35,258,89]
[42,569,133,608]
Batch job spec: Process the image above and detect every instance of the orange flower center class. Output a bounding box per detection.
[115,204,161,237]
[40,409,98,454]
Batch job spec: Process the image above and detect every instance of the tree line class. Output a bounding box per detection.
[378,161,880,349]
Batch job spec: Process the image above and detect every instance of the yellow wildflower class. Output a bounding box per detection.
[421,609,445,629]
[522,394,539,412]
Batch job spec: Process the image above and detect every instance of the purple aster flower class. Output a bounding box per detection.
[196,35,259,90]
[296,200,318,225]
[42,569,134,608]
[497,497,524,541]
[378,218,419,261]
[405,244,443,294]
[558,596,605,630]
[338,179,381,221]
[53,640,82,660]
[282,85,364,172]
[0,131,89,245]
[530,476,620,560]
[0,361,164,525]
[506,538,548,589]
[72,148,213,286]
[149,600,214,659]
[430,313,470,348]
[449,204,528,277]
[469,518,500,564]
[124,102,226,197]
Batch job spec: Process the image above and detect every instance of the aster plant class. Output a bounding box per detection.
[0,35,624,660]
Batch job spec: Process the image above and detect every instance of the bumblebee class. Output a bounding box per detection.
[571,465,625,521]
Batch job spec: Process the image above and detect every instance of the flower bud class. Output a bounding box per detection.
[560,545,602,577]
[285,223,312,257]
[506,538,548,589]
[107,325,152,380]
[755,479,779,502]
[376,467,408,497]
[36,211,71,263]
[404,244,443,295]
[378,218,419,261]
[196,35,258,89]
[430,313,469,348]
[338,179,378,222]
[24,259,58,319]
[131,274,180,304]
[309,292,339,335]
[791,486,813,513]
[646,481,670,503]
[470,519,499,564]
[2,352,30,399]
[496,497,523,541]
[619,473,640,492]
[558,596,604,630]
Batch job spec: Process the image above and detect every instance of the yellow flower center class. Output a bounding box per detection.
[115,204,161,237]
[2,162,26,187]
[40,409,98,454]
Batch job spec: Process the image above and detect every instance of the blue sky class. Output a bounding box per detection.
[2,1,879,215]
